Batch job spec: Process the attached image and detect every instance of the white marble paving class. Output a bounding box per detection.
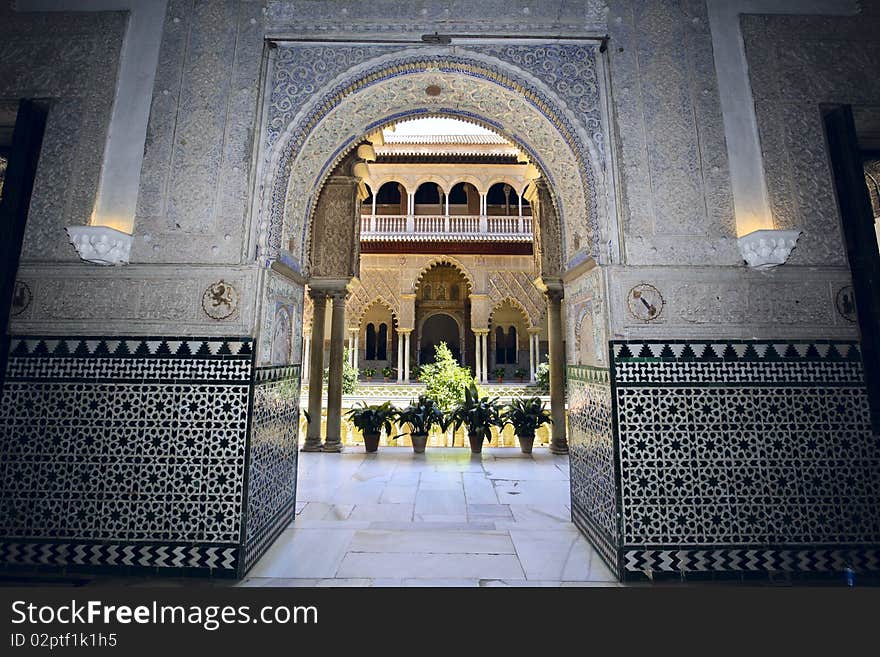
[244,447,619,587]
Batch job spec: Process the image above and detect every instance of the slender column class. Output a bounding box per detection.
[518,194,523,217]
[397,332,404,382]
[445,192,450,217]
[371,195,377,218]
[482,333,489,383]
[406,193,415,232]
[528,329,536,383]
[323,290,347,453]
[302,334,311,383]
[546,288,567,454]
[304,293,327,451]
[403,330,411,383]
[354,333,359,371]
[474,330,482,382]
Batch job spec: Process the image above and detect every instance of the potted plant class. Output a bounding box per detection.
[502,396,552,454]
[362,367,376,382]
[515,367,527,383]
[410,364,421,381]
[395,395,444,454]
[345,401,397,453]
[493,367,505,383]
[448,382,505,454]
[382,365,394,382]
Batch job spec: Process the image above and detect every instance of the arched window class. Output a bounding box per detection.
[495,326,506,364]
[377,323,388,360]
[365,323,376,360]
[506,327,517,365]
[423,284,432,300]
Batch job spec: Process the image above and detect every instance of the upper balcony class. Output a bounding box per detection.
[360,214,533,242]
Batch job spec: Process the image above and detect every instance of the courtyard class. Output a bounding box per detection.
[242,448,617,587]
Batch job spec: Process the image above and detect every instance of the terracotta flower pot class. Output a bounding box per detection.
[363,433,380,453]
[411,433,428,454]
[517,433,535,454]
[468,431,486,454]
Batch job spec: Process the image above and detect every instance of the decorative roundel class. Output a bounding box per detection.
[202,280,239,320]
[10,280,32,316]
[835,285,857,323]
[627,283,664,322]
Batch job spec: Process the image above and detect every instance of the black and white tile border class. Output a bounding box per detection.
[0,336,302,578]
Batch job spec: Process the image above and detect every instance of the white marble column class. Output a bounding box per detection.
[403,331,411,383]
[483,333,489,383]
[397,333,404,383]
[302,334,311,383]
[528,329,536,383]
[474,330,482,382]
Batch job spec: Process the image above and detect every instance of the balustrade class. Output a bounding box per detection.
[359,214,532,241]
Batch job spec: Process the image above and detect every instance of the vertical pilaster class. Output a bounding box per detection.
[303,293,327,451]
[528,328,537,383]
[546,288,567,454]
[397,332,404,382]
[323,290,347,453]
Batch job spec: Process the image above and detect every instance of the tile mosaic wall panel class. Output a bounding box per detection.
[241,365,301,574]
[611,340,880,580]
[0,336,255,575]
[567,365,619,573]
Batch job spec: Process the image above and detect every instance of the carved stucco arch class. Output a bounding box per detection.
[368,178,410,197]
[484,178,529,199]
[411,177,452,196]
[448,175,489,196]
[412,256,475,294]
[489,297,532,331]
[349,296,399,330]
[417,310,465,344]
[261,46,609,273]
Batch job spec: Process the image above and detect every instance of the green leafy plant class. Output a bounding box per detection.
[535,358,550,392]
[382,365,394,379]
[515,367,528,381]
[502,396,552,438]
[492,366,505,381]
[447,382,506,445]
[361,367,377,380]
[345,401,397,437]
[395,395,445,437]
[410,364,421,381]
[418,342,477,411]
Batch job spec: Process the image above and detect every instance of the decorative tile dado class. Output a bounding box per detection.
[242,365,301,574]
[567,365,618,574]
[0,335,255,575]
[608,339,880,580]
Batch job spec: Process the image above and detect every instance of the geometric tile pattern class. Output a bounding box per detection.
[610,340,880,580]
[242,365,301,575]
[0,336,255,575]
[567,365,618,573]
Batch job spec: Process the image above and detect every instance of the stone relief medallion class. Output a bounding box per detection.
[10,280,32,316]
[835,285,857,323]
[627,283,664,322]
[201,280,239,320]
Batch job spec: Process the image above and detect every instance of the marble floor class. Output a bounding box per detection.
[240,447,619,587]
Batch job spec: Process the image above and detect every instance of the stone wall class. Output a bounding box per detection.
[742,5,880,266]
[0,5,125,263]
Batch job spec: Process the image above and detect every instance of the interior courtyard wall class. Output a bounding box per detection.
[604,0,855,342]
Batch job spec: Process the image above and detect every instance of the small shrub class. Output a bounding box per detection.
[418,342,478,411]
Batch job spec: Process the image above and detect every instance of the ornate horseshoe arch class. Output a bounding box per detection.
[259,45,613,273]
